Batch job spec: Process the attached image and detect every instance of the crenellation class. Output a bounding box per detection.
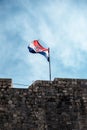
[0,79,12,88]
[0,78,87,129]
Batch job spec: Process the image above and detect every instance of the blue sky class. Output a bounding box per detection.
[0,0,87,88]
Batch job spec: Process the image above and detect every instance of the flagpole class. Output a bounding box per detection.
[48,48,51,81]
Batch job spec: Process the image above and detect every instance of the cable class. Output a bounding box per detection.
[13,83,29,87]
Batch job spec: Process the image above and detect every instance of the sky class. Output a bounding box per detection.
[0,0,87,88]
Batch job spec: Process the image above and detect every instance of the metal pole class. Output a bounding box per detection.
[48,48,51,81]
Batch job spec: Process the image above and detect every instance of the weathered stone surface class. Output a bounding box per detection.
[0,78,87,129]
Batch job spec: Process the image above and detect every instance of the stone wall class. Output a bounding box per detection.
[0,78,87,130]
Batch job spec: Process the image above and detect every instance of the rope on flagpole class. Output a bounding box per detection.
[48,48,51,81]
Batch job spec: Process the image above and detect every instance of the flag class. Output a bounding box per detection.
[28,40,49,61]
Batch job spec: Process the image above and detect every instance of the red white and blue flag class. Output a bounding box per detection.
[28,40,49,61]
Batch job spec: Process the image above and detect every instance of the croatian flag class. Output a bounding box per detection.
[28,40,49,61]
